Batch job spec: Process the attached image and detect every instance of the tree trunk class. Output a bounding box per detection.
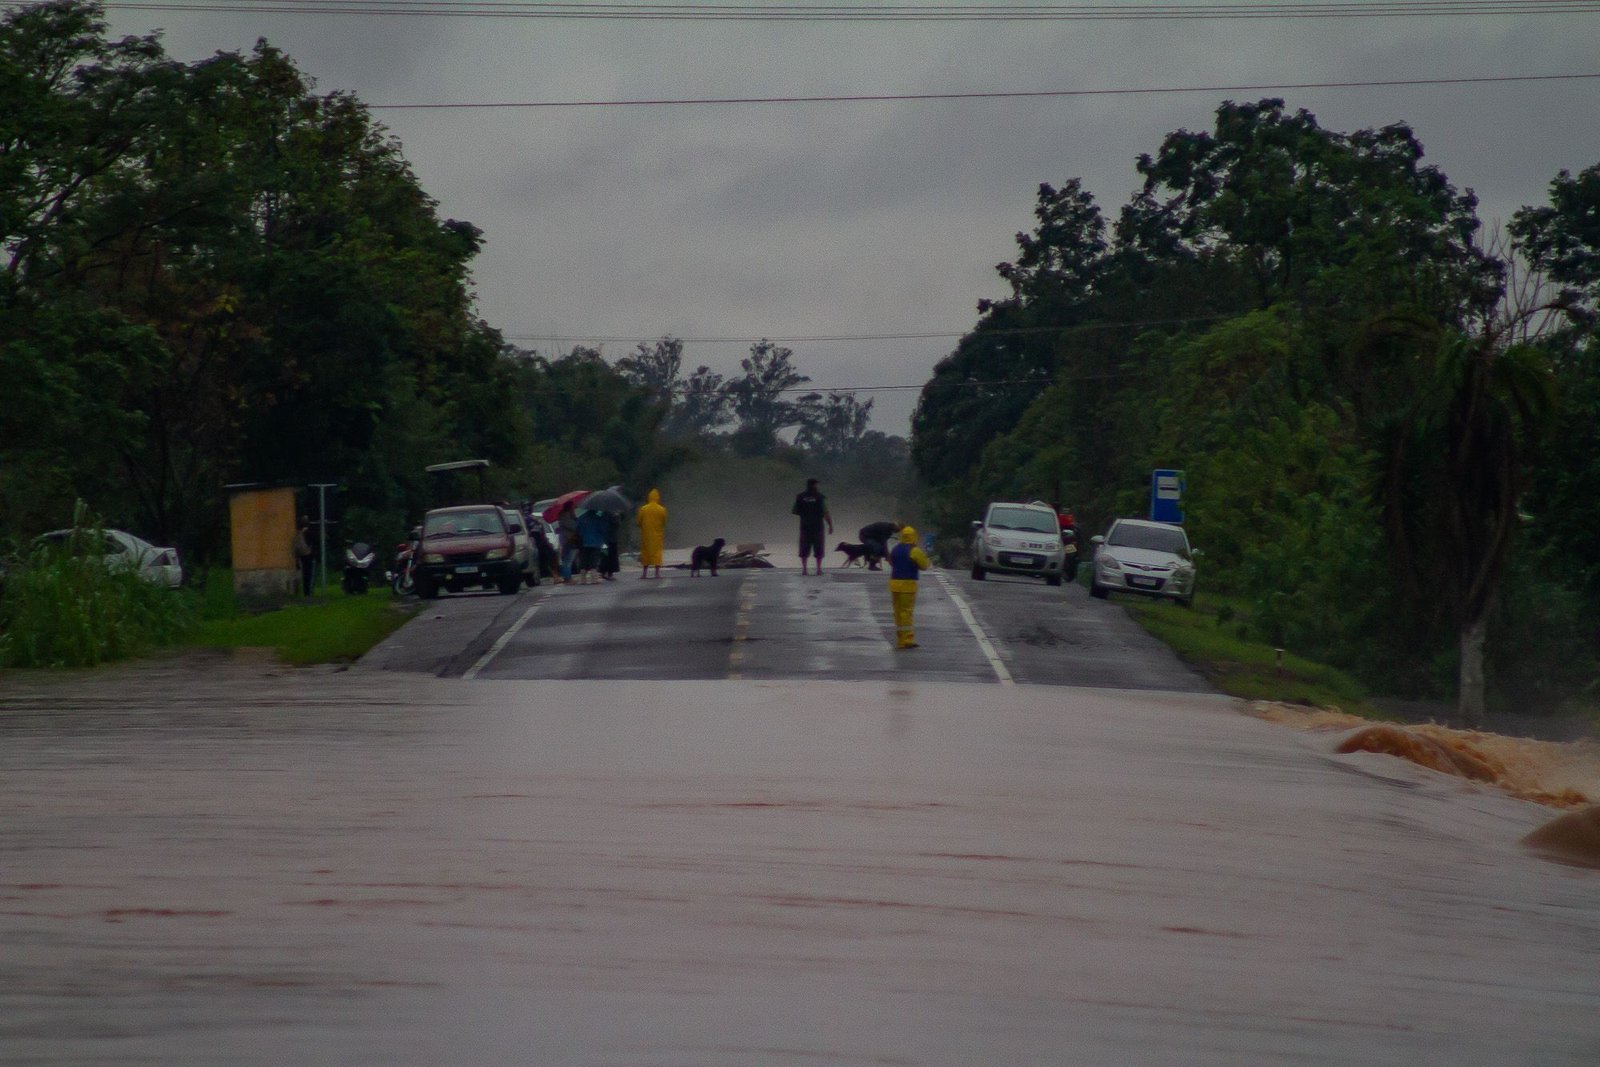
[1458,612,1488,727]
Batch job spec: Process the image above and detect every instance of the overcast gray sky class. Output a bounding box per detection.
[101,2,1600,436]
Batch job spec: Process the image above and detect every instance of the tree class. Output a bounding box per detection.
[725,339,808,454]
[615,336,683,399]
[665,364,730,440]
[794,390,873,463]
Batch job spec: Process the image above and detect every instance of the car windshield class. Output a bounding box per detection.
[1108,523,1189,555]
[424,509,504,537]
[986,507,1058,535]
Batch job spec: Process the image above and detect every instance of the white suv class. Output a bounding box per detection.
[1089,518,1198,606]
[970,501,1066,586]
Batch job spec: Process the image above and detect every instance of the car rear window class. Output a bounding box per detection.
[1108,523,1189,554]
[986,507,1058,535]
[424,509,505,537]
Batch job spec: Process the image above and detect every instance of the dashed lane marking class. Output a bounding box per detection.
[728,576,756,679]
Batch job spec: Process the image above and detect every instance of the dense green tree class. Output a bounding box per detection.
[725,339,808,455]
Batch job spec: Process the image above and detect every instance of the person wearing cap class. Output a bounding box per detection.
[887,525,931,649]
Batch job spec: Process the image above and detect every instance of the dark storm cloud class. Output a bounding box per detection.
[101,5,1600,434]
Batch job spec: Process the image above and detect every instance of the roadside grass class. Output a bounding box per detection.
[189,570,418,666]
[1120,592,1385,718]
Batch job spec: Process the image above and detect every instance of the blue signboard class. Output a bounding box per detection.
[1150,469,1185,524]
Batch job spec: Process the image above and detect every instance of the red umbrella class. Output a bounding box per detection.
[541,490,589,523]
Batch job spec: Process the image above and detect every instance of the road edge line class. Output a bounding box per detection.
[934,570,1015,687]
[463,602,542,680]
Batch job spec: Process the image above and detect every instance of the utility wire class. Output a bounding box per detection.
[91,1,1600,21]
[502,313,1238,345]
[368,72,1600,109]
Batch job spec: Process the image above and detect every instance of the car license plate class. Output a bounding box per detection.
[454,565,479,574]
[1001,553,1039,567]
[1128,576,1159,588]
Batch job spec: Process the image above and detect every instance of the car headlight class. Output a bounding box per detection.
[985,534,1004,549]
[423,553,444,564]
[1098,555,1122,572]
[485,549,508,561]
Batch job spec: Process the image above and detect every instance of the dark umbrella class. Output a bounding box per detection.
[580,486,633,514]
[540,490,589,523]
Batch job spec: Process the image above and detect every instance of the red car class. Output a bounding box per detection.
[414,505,524,598]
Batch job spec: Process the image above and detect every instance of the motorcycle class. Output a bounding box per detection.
[342,540,377,594]
[1060,525,1081,582]
[389,527,420,595]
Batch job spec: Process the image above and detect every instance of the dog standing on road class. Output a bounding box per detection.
[835,542,868,568]
[690,538,726,577]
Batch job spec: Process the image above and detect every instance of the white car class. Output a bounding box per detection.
[970,501,1067,586]
[36,528,183,588]
[1089,518,1197,606]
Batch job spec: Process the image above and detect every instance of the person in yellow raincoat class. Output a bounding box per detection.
[636,488,667,579]
[887,525,931,649]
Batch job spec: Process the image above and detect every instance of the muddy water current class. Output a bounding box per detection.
[4,653,1600,1065]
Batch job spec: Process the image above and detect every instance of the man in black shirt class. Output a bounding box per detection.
[791,478,833,575]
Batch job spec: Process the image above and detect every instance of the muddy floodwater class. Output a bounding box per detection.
[3,652,1600,1065]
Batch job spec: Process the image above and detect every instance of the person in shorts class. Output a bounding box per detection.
[791,477,833,575]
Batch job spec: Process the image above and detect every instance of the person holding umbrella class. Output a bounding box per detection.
[636,488,667,579]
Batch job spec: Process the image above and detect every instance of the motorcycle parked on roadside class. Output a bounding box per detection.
[389,527,420,595]
[1059,524,1081,583]
[342,540,377,594]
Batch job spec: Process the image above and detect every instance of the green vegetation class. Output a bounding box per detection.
[1120,594,1380,717]
[912,100,1600,722]
[189,575,417,666]
[0,540,194,668]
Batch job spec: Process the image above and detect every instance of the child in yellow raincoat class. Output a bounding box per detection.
[636,488,667,579]
[887,525,931,649]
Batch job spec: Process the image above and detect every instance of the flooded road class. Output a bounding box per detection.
[4,653,1599,1065]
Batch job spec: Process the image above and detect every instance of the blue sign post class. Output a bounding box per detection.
[1150,469,1185,524]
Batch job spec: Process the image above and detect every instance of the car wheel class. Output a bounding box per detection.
[1178,593,1194,609]
[971,563,985,580]
[1046,574,1063,587]
[1090,580,1109,600]
[498,577,520,595]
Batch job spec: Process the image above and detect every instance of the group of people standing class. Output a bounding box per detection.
[550,488,668,585]
[792,477,929,650]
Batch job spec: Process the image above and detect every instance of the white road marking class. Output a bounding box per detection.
[933,571,1015,687]
[463,602,542,680]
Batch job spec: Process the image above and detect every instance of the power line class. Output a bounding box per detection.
[368,72,1600,109]
[91,1,1600,22]
[501,313,1239,346]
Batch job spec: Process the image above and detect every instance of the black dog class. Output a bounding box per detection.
[835,541,868,568]
[690,538,726,577]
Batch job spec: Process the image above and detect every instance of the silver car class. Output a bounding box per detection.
[36,528,183,588]
[1089,518,1197,606]
[970,501,1067,586]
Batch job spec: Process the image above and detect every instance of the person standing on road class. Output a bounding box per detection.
[887,525,931,649]
[293,515,316,596]
[637,488,667,579]
[792,477,833,576]
[576,508,607,585]
[858,520,902,571]
[556,500,579,585]
[600,510,621,581]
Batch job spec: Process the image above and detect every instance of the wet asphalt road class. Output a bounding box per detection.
[365,565,1210,691]
[4,568,1600,1065]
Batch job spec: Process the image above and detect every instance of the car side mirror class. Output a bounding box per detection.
[970,520,982,532]
[1189,548,1203,558]
[1091,535,1105,545]
[508,522,523,534]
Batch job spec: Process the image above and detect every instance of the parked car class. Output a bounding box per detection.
[414,505,524,598]
[496,504,539,587]
[970,501,1067,586]
[1089,518,1198,606]
[34,528,183,588]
